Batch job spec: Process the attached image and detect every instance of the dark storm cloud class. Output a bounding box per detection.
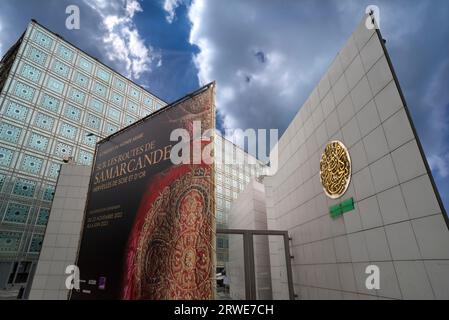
[186,0,449,209]
[254,51,266,64]
[189,0,347,131]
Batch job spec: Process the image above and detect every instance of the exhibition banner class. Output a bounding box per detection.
[72,83,215,300]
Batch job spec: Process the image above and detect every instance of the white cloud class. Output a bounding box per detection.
[379,1,429,44]
[429,154,449,178]
[84,0,160,79]
[187,0,360,132]
[163,0,183,23]
[171,0,448,210]
[424,59,449,136]
[419,59,449,179]
[186,0,449,165]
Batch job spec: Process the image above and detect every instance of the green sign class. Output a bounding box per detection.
[329,198,354,218]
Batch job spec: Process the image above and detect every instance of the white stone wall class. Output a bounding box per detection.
[265,15,449,300]
[29,164,90,300]
[228,180,273,299]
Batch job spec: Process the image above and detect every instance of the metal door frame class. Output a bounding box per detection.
[217,229,295,300]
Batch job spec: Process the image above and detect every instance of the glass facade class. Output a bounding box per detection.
[0,21,165,284]
[0,20,266,291]
[214,136,266,267]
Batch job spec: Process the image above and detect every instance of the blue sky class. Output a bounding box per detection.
[0,0,448,211]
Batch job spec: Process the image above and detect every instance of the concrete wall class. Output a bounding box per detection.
[267,223,290,300]
[29,163,90,300]
[228,179,273,299]
[265,15,449,300]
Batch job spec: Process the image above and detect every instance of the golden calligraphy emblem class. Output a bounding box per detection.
[320,141,351,199]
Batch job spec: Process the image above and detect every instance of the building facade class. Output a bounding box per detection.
[28,136,266,300]
[9,13,444,301]
[228,179,272,300]
[0,20,166,293]
[29,162,90,300]
[214,135,267,267]
[264,14,449,299]
[0,21,265,296]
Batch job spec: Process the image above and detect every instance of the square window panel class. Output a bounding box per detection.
[56,44,74,61]
[0,122,22,143]
[155,102,164,110]
[85,113,101,130]
[26,45,48,66]
[69,87,85,104]
[13,82,35,102]
[96,68,111,82]
[143,95,152,107]
[28,132,49,152]
[89,98,104,114]
[20,63,41,83]
[34,113,55,132]
[36,208,49,226]
[12,178,36,197]
[0,174,5,191]
[127,102,138,114]
[55,142,73,158]
[110,92,124,107]
[141,109,153,117]
[106,123,119,134]
[0,231,22,253]
[52,60,70,78]
[47,162,61,179]
[3,202,30,224]
[93,82,107,98]
[40,93,61,112]
[0,147,14,167]
[114,78,126,92]
[125,115,137,126]
[74,71,90,88]
[108,108,121,122]
[129,87,141,100]
[33,30,53,49]
[82,131,97,148]
[78,150,93,165]
[46,77,65,95]
[29,234,44,253]
[64,104,82,122]
[78,57,93,73]
[42,185,55,202]
[5,101,29,121]
[59,122,77,140]
[20,154,43,175]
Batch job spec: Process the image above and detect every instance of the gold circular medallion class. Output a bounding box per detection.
[320,141,351,199]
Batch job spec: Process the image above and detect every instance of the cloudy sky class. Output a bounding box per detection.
[0,0,448,209]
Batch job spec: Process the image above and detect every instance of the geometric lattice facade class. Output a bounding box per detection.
[0,20,165,273]
[214,135,266,266]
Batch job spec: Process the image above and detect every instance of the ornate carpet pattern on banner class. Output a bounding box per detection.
[122,164,214,299]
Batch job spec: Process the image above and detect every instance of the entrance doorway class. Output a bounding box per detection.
[216,229,295,300]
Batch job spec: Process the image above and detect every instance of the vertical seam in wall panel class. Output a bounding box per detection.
[374,20,438,300]
[362,52,405,300]
[351,23,401,299]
